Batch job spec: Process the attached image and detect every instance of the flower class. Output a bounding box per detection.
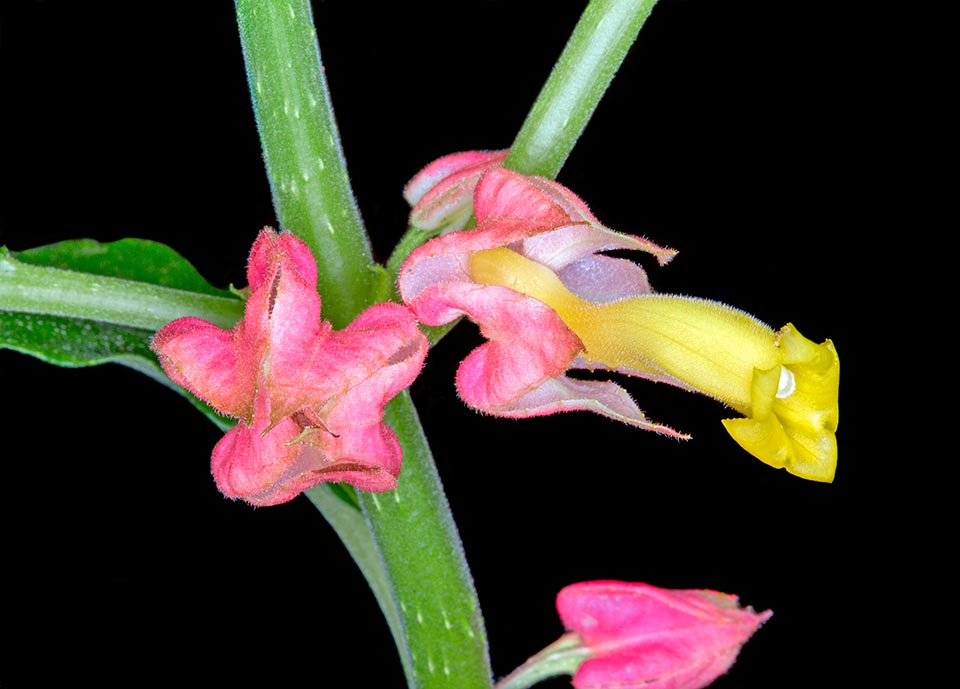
[152,228,427,505]
[399,163,839,481]
[404,149,508,233]
[557,580,772,689]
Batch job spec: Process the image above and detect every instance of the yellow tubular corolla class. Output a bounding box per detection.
[469,247,839,482]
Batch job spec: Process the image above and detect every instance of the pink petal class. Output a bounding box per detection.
[315,305,429,487]
[556,255,653,302]
[286,302,426,416]
[325,302,427,388]
[284,313,426,494]
[399,218,540,306]
[414,283,583,410]
[525,175,677,267]
[405,150,508,231]
[495,376,687,438]
[310,427,401,494]
[244,230,330,421]
[211,400,397,505]
[575,646,743,689]
[473,167,571,229]
[296,431,401,494]
[152,316,253,420]
[210,385,398,506]
[211,413,305,506]
[249,229,324,368]
[558,581,772,689]
[474,168,677,269]
[246,227,317,294]
[211,303,427,505]
[246,227,280,293]
[521,221,675,272]
[397,251,472,311]
[523,175,599,223]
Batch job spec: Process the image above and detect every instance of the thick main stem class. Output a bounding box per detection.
[235,1,660,687]
[235,0,373,329]
[359,392,491,689]
[234,3,491,688]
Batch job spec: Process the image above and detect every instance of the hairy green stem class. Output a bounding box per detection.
[0,249,242,331]
[304,484,409,677]
[234,1,659,688]
[505,0,660,178]
[359,392,491,689]
[234,3,491,688]
[235,0,373,329]
[494,634,589,689]
[387,0,659,345]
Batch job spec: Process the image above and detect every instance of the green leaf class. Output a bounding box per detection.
[325,482,361,510]
[1,238,241,429]
[15,238,233,297]
[0,310,155,366]
[0,310,231,430]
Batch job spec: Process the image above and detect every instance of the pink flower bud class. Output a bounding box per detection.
[557,580,771,689]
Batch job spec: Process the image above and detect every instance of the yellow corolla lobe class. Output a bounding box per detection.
[723,324,839,482]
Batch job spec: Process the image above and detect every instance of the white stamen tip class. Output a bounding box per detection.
[776,366,796,399]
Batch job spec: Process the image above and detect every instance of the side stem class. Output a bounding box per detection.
[505,0,660,178]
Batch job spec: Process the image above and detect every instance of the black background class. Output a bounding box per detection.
[2,2,889,687]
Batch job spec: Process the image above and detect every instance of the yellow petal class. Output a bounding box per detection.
[723,325,839,482]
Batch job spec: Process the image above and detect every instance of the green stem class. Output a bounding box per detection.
[234,2,660,688]
[493,634,589,689]
[235,0,373,329]
[387,0,659,288]
[234,4,491,688]
[505,0,660,178]
[304,484,409,677]
[0,249,242,331]
[358,392,491,689]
